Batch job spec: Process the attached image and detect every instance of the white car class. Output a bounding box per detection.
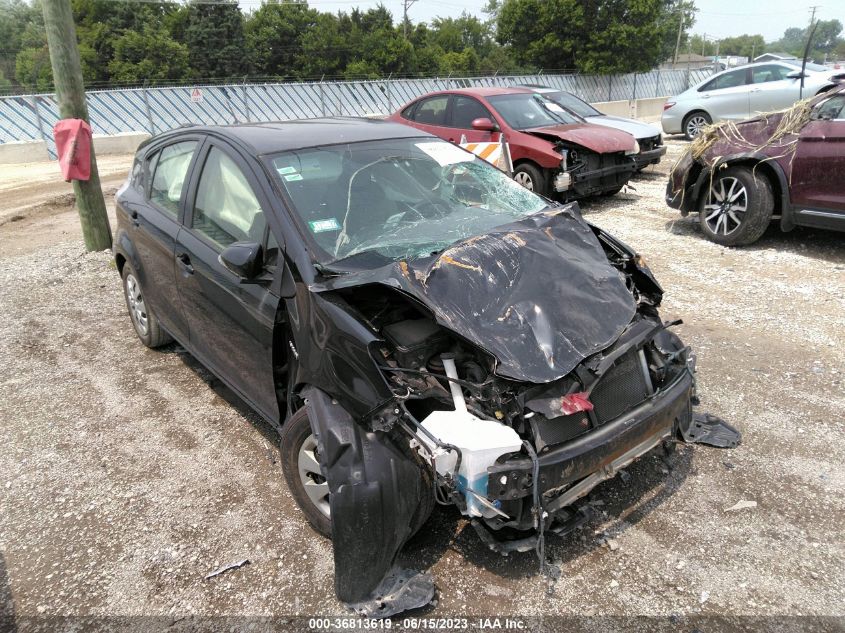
[662,60,844,140]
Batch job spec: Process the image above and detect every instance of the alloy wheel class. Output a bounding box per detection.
[125,273,148,335]
[704,176,747,236]
[686,115,709,138]
[297,434,330,518]
[514,171,534,191]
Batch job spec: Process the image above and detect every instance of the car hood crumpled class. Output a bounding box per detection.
[523,123,637,154]
[314,205,637,384]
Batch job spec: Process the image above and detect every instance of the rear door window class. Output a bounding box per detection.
[700,69,748,91]
[149,141,197,217]
[410,95,449,126]
[192,146,267,249]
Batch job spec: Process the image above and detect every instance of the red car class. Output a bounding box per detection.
[388,87,641,199]
[667,85,845,245]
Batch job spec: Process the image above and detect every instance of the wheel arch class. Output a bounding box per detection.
[683,108,712,124]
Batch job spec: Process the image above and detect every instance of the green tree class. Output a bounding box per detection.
[718,34,765,59]
[245,0,318,77]
[0,0,41,86]
[184,0,246,79]
[15,45,52,90]
[496,0,677,73]
[769,20,843,61]
[108,25,189,84]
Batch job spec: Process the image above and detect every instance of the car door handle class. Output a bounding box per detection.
[750,88,762,92]
[176,253,194,275]
[130,210,140,227]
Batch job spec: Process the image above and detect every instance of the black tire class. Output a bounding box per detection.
[683,111,712,141]
[121,263,172,348]
[280,407,332,538]
[698,166,774,246]
[280,407,435,540]
[512,162,549,197]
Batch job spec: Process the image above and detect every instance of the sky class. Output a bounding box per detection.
[272,0,841,44]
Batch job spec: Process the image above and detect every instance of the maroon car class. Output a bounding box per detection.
[667,85,845,245]
[388,87,640,199]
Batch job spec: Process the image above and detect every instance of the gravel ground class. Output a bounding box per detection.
[1,139,843,630]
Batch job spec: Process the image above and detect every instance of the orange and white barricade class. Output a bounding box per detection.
[458,135,513,175]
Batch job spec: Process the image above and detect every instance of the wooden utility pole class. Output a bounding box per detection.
[41,0,112,251]
[402,0,418,38]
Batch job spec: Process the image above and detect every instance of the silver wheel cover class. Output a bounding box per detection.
[297,433,330,519]
[703,176,748,237]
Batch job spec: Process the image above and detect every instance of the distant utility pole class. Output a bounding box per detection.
[402,0,418,38]
[41,0,112,252]
[808,5,820,24]
[673,3,687,65]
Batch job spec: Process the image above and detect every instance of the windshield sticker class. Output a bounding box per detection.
[277,165,297,175]
[416,142,473,166]
[284,173,304,182]
[545,102,565,113]
[309,218,341,233]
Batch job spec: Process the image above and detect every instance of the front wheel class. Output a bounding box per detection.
[698,166,773,246]
[512,163,548,197]
[280,407,332,538]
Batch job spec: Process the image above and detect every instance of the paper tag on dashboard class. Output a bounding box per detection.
[416,142,473,166]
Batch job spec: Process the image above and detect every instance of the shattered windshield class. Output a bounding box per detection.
[268,138,549,266]
[487,93,581,129]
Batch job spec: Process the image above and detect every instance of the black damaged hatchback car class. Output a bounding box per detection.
[115,118,738,616]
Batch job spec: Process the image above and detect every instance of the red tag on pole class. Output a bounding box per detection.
[53,119,92,182]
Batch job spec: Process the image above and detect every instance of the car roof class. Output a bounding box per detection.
[153,117,432,156]
[441,86,534,97]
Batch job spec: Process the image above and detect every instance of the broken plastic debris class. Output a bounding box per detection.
[204,558,250,580]
[724,500,757,512]
[700,590,711,604]
[559,392,594,415]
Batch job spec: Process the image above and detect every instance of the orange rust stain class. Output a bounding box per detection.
[544,227,555,240]
[439,254,482,273]
[503,232,526,246]
[399,260,410,278]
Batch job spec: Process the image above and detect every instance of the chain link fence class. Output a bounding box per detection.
[0,68,712,159]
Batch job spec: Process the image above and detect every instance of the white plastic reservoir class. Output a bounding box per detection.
[419,409,522,517]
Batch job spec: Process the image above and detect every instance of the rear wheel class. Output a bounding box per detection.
[683,111,711,140]
[698,166,773,246]
[513,163,549,197]
[121,263,171,348]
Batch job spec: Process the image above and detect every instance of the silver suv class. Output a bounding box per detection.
[662,60,843,139]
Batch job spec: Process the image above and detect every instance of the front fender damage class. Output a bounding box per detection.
[303,386,435,617]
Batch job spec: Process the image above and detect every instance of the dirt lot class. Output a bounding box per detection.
[1,139,843,629]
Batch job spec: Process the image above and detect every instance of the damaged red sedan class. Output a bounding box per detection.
[115,119,738,617]
[388,87,640,198]
[667,85,845,245]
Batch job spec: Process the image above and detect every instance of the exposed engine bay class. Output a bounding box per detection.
[303,204,740,617]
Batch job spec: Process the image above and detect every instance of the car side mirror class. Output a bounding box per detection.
[471,117,497,131]
[786,70,806,79]
[219,241,264,280]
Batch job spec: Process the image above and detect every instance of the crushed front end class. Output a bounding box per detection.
[306,204,739,615]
